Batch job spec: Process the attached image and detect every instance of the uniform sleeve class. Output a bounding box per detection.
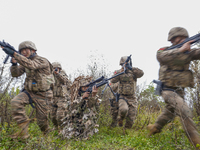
[14,53,49,70]
[110,82,119,93]
[189,48,200,60]
[110,70,120,83]
[157,47,191,65]
[132,67,144,78]
[54,70,69,84]
[10,65,25,77]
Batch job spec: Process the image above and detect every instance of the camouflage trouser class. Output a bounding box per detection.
[11,92,51,132]
[118,95,138,128]
[51,97,67,127]
[155,90,200,145]
[110,99,119,127]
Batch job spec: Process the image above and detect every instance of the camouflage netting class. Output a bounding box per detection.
[61,76,100,139]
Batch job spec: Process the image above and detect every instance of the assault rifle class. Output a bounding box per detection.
[86,55,132,96]
[124,54,132,70]
[0,40,18,64]
[166,32,200,50]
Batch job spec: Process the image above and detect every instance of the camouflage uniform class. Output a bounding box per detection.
[51,62,71,128]
[62,76,100,139]
[109,82,119,127]
[111,56,144,128]
[148,27,200,149]
[10,41,54,136]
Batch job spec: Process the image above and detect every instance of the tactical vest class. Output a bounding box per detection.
[53,70,68,97]
[159,50,194,88]
[24,56,55,92]
[118,70,136,95]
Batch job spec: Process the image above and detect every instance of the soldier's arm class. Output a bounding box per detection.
[189,48,200,60]
[10,65,25,77]
[132,67,144,78]
[157,47,191,65]
[13,53,49,70]
[55,70,69,84]
[110,70,120,83]
[110,82,119,92]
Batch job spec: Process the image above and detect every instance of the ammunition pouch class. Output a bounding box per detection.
[119,82,135,95]
[25,74,54,92]
[164,70,194,88]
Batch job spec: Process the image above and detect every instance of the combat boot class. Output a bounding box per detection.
[118,119,123,127]
[125,121,133,129]
[10,120,30,139]
[147,124,161,137]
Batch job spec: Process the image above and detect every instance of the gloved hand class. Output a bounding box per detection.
[3,47,14,57]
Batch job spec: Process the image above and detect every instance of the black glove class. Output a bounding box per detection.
[3,47,14,57]
[11,61,17,66]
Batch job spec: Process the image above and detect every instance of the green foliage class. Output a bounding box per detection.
[0,102,195,150]
[0,83,196,150]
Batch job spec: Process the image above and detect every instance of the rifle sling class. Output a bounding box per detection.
[22,89,35,108]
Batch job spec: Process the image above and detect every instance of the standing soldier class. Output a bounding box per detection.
[51,62,71,130]
[111,56,144,129]
[109,82,119,128]
[1,41,54,139]
[147,27,200,149]
[62,76,100,139]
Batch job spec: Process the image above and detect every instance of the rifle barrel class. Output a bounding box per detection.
[167,33,200,50]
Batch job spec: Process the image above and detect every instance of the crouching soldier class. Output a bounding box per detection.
[111,56,144,129]
[62,76,100,139]
[1,41,54,139]
[51,62,71,129]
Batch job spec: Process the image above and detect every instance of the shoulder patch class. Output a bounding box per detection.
[157,47,166,53]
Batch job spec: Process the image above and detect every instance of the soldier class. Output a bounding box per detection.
[62,76,100,139]
[111,56,144,129]
[109,82,119,128]
[147,27,200,149]
[51,62,71,129]
[1,41,55,139]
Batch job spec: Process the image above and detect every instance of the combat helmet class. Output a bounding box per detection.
[119,56,132,66]
[18,41,37,53]
[52,62,62,70]
[168,27,189,41]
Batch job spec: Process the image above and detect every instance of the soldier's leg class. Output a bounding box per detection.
[56,97,67,128]
[118,98,128,127]
[162,91,200,149]
[110,99,119,127]
[148,91,176,136]
[11,92,30,124]
[11,92,30,138]
[125,97,138,129]
[32,94,50,134]
[51,97,58,128]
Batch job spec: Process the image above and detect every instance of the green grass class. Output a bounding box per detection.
[0,119,195,150]
[0,103,197,150]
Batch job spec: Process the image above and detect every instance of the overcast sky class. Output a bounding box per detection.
[0,0,200,86]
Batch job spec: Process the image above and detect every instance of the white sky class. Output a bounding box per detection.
[0,0,200,86]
